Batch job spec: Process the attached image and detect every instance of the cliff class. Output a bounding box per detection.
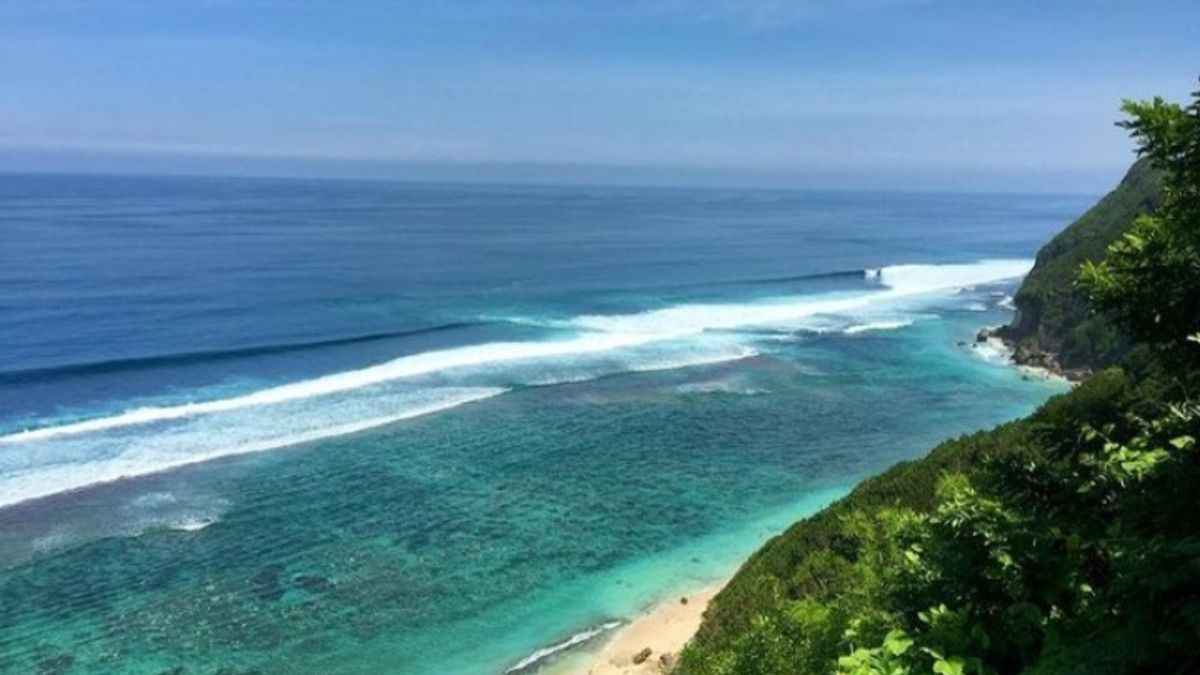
[994,159,1162,375]
[676,149,1199,674]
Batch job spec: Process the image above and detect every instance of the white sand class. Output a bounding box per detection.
[564,581,724,674]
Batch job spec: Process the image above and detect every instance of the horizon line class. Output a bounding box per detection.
[0,147,1120,197]
[0,165,1106,199]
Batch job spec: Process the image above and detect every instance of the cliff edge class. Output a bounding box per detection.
[992,159,1162,376]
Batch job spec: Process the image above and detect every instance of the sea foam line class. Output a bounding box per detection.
[0,259,1031,509]
[0,347,757,509]
[0,332,669,444]
[842,319,916,335]
[0,259,1031,448]
[566,259,1030,334]
[0,387,507,509]
[505,621,623,674]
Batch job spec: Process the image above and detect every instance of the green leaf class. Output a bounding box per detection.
[921,646,945,660]
[883,629,914,656]
[933,656,967,675]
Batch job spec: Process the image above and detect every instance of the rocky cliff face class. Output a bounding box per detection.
[995,159,1162,375]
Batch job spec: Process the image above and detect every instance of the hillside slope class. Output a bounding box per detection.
[686,163,1164,657]
[677,126,1200,672]
[678,359,1199,674]
[995,159,1162,373]
[683,371,1129,659]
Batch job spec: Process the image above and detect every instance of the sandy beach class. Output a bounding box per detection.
[565,581,725,674]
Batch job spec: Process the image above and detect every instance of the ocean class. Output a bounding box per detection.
[0,174,1085,674]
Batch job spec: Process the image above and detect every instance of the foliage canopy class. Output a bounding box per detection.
[679,80,1200,675]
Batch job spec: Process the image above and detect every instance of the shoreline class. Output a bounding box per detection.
[545,319,1053,675]
[971,327,1077,384]
[513,488,853,675]
[975,326,1087,383]
[552,323,1067,675]
[550,580,726,675]
[540,318,1057,675]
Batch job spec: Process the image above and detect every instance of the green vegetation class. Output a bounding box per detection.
[679,82,1200,675]
[997,158,1162,371]
[1081,94,1200,364]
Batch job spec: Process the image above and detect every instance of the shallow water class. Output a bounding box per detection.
[0,176,1082,673]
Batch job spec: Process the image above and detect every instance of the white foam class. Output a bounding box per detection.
[968,336,1069,383]
[505,621,623,673]
[498,337,756,387]
[2,259,1028,449]
[130,491,178,508]
[0,387,506,509]
[0,343,756,508]
[877,259,1031,293]
[168,517,216,532]
[625,346,757,373]
[676,380,767,396]
[0,259,1032,508]
[569,259,1030,336]
[971,336,1014,364]
[842,319,915,335]
[0,334,661,445]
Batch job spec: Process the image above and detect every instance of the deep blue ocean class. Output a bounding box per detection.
[0,174,1087,674]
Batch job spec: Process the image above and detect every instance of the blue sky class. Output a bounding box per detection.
[2,1,1198,192]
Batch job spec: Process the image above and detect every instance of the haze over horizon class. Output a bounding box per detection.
[3,0,1198,193]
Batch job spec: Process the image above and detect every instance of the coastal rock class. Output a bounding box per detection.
[659,652,676,670]
[981,325,1089,382]
[679,596,688,605]
[1013,343,1063,372]
[632,647,652,665]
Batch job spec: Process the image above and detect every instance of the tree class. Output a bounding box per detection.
[1080,82,1200,362]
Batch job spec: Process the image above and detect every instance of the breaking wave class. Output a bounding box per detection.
[0,259,1031,508]
[0,387,507,508]
[505,621,623,674]
[842,319,916,335]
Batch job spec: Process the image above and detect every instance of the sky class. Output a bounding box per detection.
[1,0,1198,193]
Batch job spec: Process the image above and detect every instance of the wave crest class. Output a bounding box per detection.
[0,259,1031,509]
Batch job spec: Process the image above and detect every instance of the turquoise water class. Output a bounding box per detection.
[0,177,1079,673]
